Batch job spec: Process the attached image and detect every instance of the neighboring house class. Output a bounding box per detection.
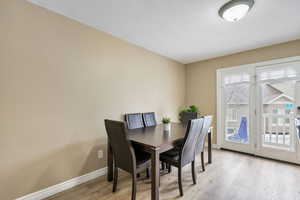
[225,83,294,136]
[262,84,294,135]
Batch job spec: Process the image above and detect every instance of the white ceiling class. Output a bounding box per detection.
[27,0,300,64]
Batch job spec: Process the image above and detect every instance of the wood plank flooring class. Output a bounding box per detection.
[47,149,300,200]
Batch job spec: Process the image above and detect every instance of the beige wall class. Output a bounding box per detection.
[186,40,300,144]
[0,0,186,199]
[2,0,300,199]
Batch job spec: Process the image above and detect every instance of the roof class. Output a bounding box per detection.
[263,83,294,104]
[226,83,293,105]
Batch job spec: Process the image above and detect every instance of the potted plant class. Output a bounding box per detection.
[179,105,199,124]
[162,117,171,131]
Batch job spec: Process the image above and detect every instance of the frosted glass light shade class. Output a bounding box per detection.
[219,0,254,22]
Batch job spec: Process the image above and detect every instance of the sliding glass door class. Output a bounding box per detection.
[217,57,300,164]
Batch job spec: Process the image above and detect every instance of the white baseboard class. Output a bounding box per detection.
[16,167,107,200]
[15,143,220,200]
[204,143,221,149]
[212,144,221,149]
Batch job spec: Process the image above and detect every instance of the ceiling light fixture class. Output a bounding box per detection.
[219,0,254,22]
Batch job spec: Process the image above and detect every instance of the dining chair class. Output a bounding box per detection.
[125,113,144,129]
[104,119,150,200]
[142,112,157,127]
[195,115,213,172]
[160,118,204,196]
[173,115,213,172]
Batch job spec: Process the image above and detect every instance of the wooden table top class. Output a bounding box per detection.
[127,123,187,150]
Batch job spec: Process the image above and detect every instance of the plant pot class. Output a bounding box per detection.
[163,123,171,131]
[179,112,198,124]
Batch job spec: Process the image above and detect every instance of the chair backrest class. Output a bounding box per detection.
[196,116,213,154]
[125,113,144,129]
[180,118,204,166]
[104,119,135,172]
[142,112,157,127]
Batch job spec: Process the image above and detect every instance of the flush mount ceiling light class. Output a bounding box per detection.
[219,0,255,22]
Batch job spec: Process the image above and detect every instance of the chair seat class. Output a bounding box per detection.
[132,143,150,167]
[135,151,151,166]
[174,139,184,149]
[160,149,180,167]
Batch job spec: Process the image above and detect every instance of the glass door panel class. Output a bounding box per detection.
[224,83,250,144]
[256,61,300,163]
[260,80,295,151]
[219,66,255,154]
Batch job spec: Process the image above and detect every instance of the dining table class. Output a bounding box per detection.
[106,123,213,200]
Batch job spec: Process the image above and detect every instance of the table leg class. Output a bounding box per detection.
[151,148,160,200]
[107,139,113,182]
[208,131,212,164]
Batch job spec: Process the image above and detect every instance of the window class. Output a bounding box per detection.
[272,108,288,115]
[227,108,238,121]
[278,108,285,115]
[272,117,278,124]
[224,73,250,85]
[285,118,290,124]
[227,128,235,134]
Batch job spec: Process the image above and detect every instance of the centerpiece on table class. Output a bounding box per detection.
[179,105,200,124]
[162,117,171,131]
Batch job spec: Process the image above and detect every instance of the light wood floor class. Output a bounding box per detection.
[47,149,300,200]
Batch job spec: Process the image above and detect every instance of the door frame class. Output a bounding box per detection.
[217,56,300,164]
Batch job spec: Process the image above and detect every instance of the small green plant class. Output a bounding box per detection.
[162,117,171,124]
[189,105,199,112]
[179,105,199,115]
[180,108,189,113]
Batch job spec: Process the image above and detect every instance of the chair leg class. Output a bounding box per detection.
[131,173,137,200]
[201,152,205,172]
[146,168,150,178]
[168,164,172,173]
[161,162,165,170]
[178,167,183,196]
[113,167,118,192]
[192,161,197,184]
[158,169,161,187]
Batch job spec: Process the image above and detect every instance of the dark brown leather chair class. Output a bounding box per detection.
[125,113,144,129]
[104,119,150,200]
[160,118,204,196]
[142,112,157,127]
